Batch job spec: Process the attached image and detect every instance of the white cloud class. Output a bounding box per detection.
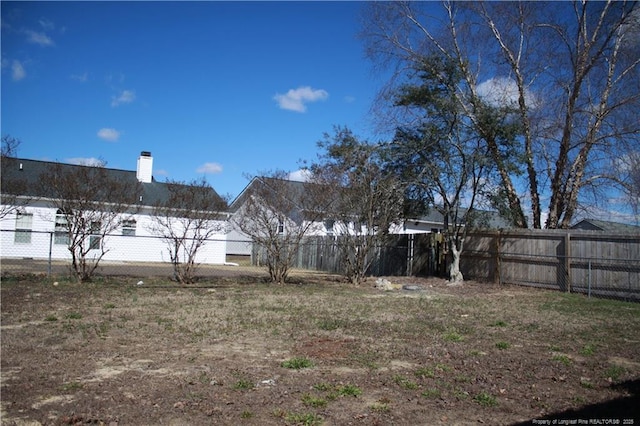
[38,18,55,31]
[476,76,539,109]
[274,86,329,113]
[621,7,640,48]
[66,157,103,167]
[1,19,13,31]
[24,29,54,46]
[105,73,125,85]
[111,89,136,107]
[288,169,313,182]
[196,162,223,174]
[97,128,120,142]
[71,72,88,83]
[613,152,634,173]
[344,95,356,103]
[11,60,25,81]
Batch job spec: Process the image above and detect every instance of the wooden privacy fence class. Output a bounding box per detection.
[252,234,450,278]
[462,229,640,301]
[253,229,640,301]
[251,235,412,277]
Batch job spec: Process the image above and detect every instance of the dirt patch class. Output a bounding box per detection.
[297,337,356,360]
[1,273,639,425]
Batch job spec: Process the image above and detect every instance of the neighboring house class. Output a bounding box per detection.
[0,152,228,264]
[570,219,640,232]
[226,177,332,256]
[226,176,512,255]
[394,208,513,234]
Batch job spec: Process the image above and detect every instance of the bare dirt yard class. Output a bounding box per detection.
[1,270,639,425]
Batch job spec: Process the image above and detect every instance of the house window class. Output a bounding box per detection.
[324,219,335,236]
[14,212,33,244]
[89,221,101,250]
[122,219,136,236]
[277,217,284,235]
[54,210,69,245]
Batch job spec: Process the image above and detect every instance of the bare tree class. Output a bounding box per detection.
[39,161,141,282]
[149,178,228,284]
[230,171,329,285]
[361,1,640,229]
[0,135,29,220]
[616,147,640,222]
[1,134,20,157]
[631,154,640,221]
[310,127,404,285]
[473,1,640,228]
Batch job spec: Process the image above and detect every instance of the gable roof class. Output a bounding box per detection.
[570,218,640,232]
[229,176,319,213]
[229,176,349,227]
[231,176,512,230]
[1,157,225,208]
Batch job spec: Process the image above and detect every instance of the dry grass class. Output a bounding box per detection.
[1,273,639,425]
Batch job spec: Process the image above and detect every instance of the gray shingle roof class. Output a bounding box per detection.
[571,219,640,232]
[1,157,225,208]
[229,176,320,212]
[411,207,513,229]
[231,176,512,230]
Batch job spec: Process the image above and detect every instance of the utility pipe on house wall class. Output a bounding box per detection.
[48,231,53,277]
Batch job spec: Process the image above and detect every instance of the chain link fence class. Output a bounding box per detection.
[2,229,638,302]
[462,250,640,302]
[0,229,258,280]
[248,234,640,302]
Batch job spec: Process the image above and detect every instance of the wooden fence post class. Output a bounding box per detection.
[407,234,414,276]
[495,230,501,285]
[565,232,572,293]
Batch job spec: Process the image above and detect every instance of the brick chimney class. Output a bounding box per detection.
[136,151,153,183]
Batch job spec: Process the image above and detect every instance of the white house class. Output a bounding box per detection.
[226,176,341,256]
[226,176,513,255]
[391,208,513,234]
[0,152,228,265]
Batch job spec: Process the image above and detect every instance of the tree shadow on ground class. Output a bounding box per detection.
[512,379,640,425]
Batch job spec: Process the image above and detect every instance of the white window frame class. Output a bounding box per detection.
[14,211,33,244]
[54,210,69,245]
[121,218,137,236]
[89,221,102,250]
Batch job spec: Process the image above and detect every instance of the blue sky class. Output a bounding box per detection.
[1,1,385,199]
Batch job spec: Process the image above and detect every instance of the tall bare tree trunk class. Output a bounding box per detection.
[449,243,463,283]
